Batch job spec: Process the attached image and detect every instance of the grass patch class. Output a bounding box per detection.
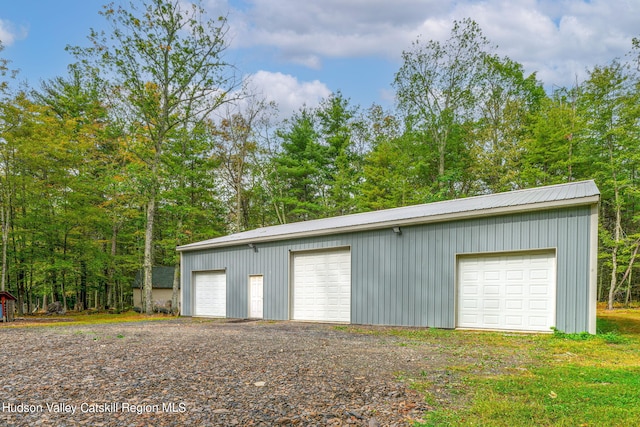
[419,364,640,427]
[332,309,640,426]
[2,310,174,328]
[409,309,640,426]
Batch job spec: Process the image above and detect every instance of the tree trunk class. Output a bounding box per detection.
[615,239,640,308]
[625,274,631,306]
[172,262,180,315]
[144,195,156,315]
[607,185,622,310]
[236,178,242,231]
[1,204,8,292]
[172,216,182,315]
[61,272,67,312]
[107,224,118,309]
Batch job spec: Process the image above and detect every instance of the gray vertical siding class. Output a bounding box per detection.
[181,206,594,333]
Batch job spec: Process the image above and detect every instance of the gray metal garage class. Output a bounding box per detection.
[177,180,600,333]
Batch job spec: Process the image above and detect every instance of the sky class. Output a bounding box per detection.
[0,0,638,118]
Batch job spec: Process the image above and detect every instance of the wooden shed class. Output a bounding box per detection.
[132,266,179,311]
[0,291,17,322]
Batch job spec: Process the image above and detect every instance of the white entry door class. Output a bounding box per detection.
[457,251,556,332]
[249,275,264,319]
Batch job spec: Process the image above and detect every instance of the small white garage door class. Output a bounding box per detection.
[457,251,556,332]
[193,270,226,317]
[292,248,351,322]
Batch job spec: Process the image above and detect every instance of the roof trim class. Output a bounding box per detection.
[177,181,600,252]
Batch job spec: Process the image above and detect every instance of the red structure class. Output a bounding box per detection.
[0,291,16,322]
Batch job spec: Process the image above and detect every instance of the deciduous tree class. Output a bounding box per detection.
[69,0,237,313]
[394,18,490,197]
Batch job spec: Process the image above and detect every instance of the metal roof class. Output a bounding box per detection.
[177,180,600,252]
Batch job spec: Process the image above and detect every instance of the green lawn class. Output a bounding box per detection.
[410,309,640,426]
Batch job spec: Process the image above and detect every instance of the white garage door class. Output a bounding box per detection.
[292,248,351,322]
[457,251,556,332]
[193,270,226,317]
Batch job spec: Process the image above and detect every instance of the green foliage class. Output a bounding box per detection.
[551,327,592,341]
[1,13,640,312]
[394,18,492,197]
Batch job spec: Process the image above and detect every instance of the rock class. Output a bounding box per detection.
[46,301,65,315]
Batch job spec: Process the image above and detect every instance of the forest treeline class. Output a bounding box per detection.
[0,1,639,314]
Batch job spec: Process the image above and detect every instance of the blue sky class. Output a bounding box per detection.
[1,0,638,117]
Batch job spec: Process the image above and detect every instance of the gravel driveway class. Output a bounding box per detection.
[0,318,462,426]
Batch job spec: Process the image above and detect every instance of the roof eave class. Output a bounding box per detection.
[176,195,599,252]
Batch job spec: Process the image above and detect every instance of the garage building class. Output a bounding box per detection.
[177,180,599,333]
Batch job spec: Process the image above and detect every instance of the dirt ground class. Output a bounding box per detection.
[0,318,520,426]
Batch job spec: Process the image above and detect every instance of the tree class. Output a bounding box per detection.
[69,0,237,314]
[35,66,127,311]
[316,91,362,216]
[577,60,640,309]
[360,129,433,210]
[520,84,583,188]
[211,100,275,232]
[472,55,545,192]
[271,109,326,223]
[394,18,490,197]
[0,41,18,293]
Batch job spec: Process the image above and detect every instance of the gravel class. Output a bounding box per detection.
[0,318,468,426]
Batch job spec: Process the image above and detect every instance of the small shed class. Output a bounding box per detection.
[178,181,600,334]
[0,291,17,322]
[132,266,179,311]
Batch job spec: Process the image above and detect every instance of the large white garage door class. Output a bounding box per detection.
[292,248,351,322]
[457,251,556,332]
[193,271,226,317]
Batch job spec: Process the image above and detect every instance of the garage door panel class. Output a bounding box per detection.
[484,285,500,295]
[507,270,524,280]
[531,285,550,295]
[507,285,523,295]
[505,299,522,309]
[484,299,500,309]
[483,315,499,325]
[462,299,478,309]
[529,316,548,326]
[505,315,523,326]
[292,248,351,322]
[529,299,549,310]
[531,269,550,279]
[457,251,556,332]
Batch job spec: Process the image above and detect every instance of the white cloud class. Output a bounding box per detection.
[0,18,27,47]
[444,0,638,87]
[221,0,639,90]
[224,0,444,61]
[243,70,332,117]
